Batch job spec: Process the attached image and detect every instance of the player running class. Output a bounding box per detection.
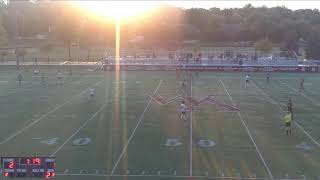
[266,72,270,83]
[182,78,186,87]
[89,87,95,97]
[299,78,305,93]
[287,98,293,113]
[33,69,39,76]
[176,68,181,80]
[245,74,250,86]
[41,74,47,87]
[283,111,293,135]
[57,71,62,86]
[17,73,22,86]
[180,101,187,121]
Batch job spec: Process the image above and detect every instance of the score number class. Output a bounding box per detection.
[19,158,41,165]
[45,172,55,178]
[3,160,15,178]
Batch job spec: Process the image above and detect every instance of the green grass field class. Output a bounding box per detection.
[0,67,320,180]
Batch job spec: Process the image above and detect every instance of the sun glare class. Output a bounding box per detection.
[74,1,159,20]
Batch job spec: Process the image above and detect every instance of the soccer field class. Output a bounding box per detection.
[0,67,320,180]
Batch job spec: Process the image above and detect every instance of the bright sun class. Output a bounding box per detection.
[74,1,159,20]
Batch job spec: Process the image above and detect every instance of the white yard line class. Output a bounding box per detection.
[280,80,320,106]
[189,76,193,177]
[0,80,103,145]
[251,81,284,111]
[55,173,300,179]
[50,104,107,157]
[57,173,109,177]
[252,80,320,148]
[110,80,163,175]
[219,79,273,179]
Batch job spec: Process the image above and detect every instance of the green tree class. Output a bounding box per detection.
[79,19,98,61]
[192,44,201,54]
[40,43,53,53]
[305,28,320,59]
[40,43,54,63]
[0,7,9,47]
[280,30,299,52]
[54,2,81,74]
[255,39,273,52]
[0,24,8,46]
[15,48,27,70]
[0,50,7,63]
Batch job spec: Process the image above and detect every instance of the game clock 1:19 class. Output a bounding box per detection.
[19,158,41,165]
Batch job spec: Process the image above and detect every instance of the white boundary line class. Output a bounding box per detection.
[219,79,273,179]
[55,173,300,179]
[0,80,104,145]
[252,80,320,148]
[50,79,139,157]
[189,75,193,176]
[280,80,320,106]
[50,103,107,157]
[110,80,163,175]
[251,81,284,112]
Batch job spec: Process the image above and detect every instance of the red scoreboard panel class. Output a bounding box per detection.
[1,157,55,178]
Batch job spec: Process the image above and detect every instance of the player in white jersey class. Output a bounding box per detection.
[245,74,250,87]
[33,69,39,76]
[266,72,270,84]
[89,87,95,97]
[180,101,187,121]
[245,74,250,83]
[57,71,62,86]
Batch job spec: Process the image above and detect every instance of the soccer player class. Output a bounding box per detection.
[33,69,39,76]
[287,98,293,113]
[195,71,199,78]
[57,71,62,86]
[299,78,305,92]
[180,101,187,121]
[89,87,95,97]
[283,111,293,135]
[176,68,181,80]
[41,74,46,87]
[266,72,270,83]
[181,75,186,87]
[245,74,250,86]
[17,73,22,86]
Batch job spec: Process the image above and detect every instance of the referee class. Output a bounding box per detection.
[283,111,293,135]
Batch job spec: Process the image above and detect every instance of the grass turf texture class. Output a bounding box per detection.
[0,68,319,180]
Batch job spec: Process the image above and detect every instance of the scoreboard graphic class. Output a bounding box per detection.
[1,157,55,178]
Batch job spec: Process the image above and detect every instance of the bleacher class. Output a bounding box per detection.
[104,50,299,66]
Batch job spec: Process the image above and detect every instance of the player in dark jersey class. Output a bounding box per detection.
[287,98,293,113]
[17,73,22,86]
[299,78,305,93]
[266,72,270,84]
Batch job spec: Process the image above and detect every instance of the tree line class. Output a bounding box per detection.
[0,1,320,59]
